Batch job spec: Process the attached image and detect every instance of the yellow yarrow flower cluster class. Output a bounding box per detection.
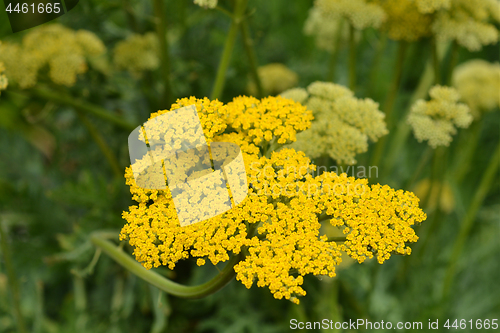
[113,33,160,77]
[408,85,473,148]
[121,96,426,304]
[222,95,313,145]
[0,24,105,88]
[452,59,500,117]
[432,0,500,51]
[373,0,433,41]
[247,63,299,96]
[282,82,388,165]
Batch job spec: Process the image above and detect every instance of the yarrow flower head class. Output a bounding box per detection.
[282,82,388,165]
[373,0,433,41]
[313,0,386,30]
[121,96,425,304]
[113,33,159,77]
[247,63,299,96]
[407,85,473,148]
[194,0,217,9]
[432,0,500,51]
[452,59,500,117]
[0,24,105,88]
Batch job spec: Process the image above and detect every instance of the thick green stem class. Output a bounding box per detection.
[154,0,174,108]
[348,24,356,91]
[240,19,263,98]
[76,111,123,178]
[326,19,344,82]
[369,41,407,170]
[0,219,27,333]
[27,87,136,131]
[91,233,242,298]
[442,142,500,300]
[210,0,249,100]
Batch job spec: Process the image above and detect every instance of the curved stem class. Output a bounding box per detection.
[348,24,356,91]
[153,0,174,108]
[91,233,242,299]
[26,87,136,131]
[0,218,27,333]
[210,0,249,100]
[76,111,123,178]
[240,19,263,98]
[442,142,500,301]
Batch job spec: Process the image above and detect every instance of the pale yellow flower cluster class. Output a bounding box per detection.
[374,0,433,41]
[415,0,451,13]
[113,33,159,77]
[408,85,473,148]
[0,43,7,94]
[304,7,355,52]
[282,82,388,165]
[304,0,385,51]
[194,0,217,9]
[0,24,105,88]
[453,60,500,117]
[247,63,299,96]
[121,96,426,304]
[316,0,386,30]
[432,0,500,51]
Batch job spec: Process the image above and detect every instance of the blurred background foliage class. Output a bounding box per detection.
[0,0,499,332]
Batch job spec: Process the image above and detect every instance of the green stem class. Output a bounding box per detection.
[154,0,174,108]
[326,19,344,82]
[453,120,483,184]
[442,142,500,300]
[27,87,136,131]
[0,219,27,333]
[431,38,441,85]
[445,40,459,86]
[327,237,346,242]
[76,111,123,178]
[348,24,356,91]
[367,33,388,97]
[368,41,408,172]
[91,233,242,298]
[210,0,249,100]
[405,146,433,191]
[240,19,263,98]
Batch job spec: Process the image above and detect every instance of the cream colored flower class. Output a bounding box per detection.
[247,63,299,96]
[283,81,387,164]
[0,24,105,88]
[113,33,159,77]
[452,59,500,117]
[408,85,473,148]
